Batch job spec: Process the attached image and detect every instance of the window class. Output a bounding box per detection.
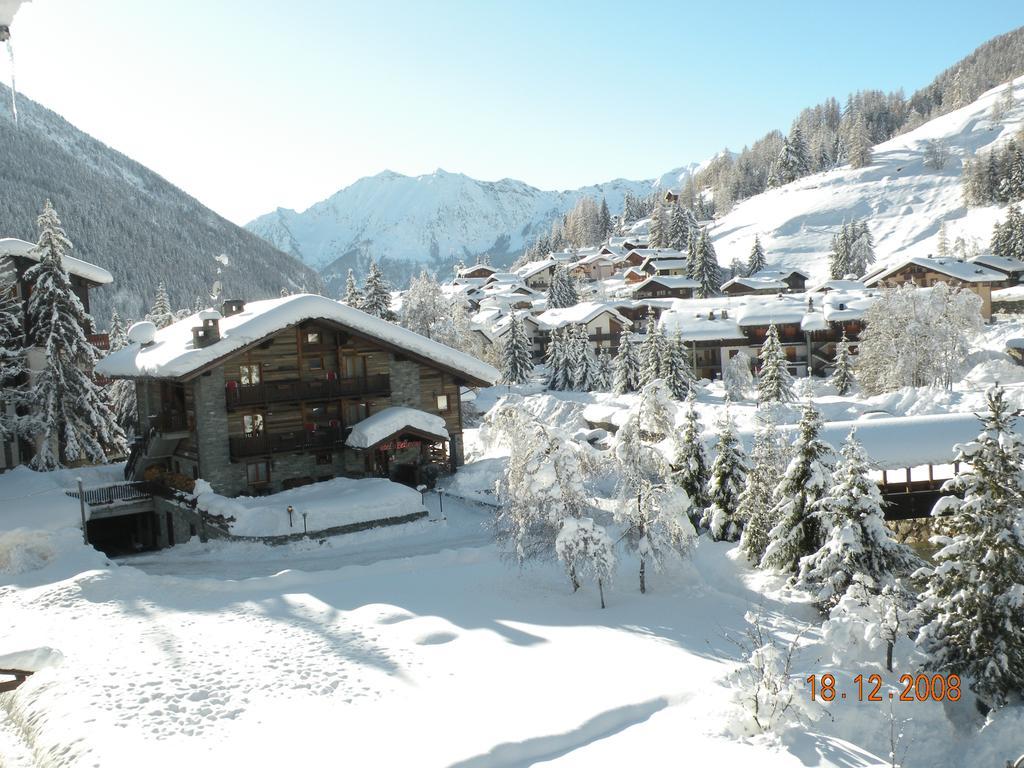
[436,394,450,412]
[341,355,366,378]
[243,413,264,435]
[344,401,368,425]
[239,363,261,385]
[305,330,321,345]
[316,452,332,466]
[246,461,270,485]
[308,356,324,371]
[308,405,327,422]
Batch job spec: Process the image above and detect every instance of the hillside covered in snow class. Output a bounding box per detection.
[0,84,320,323]
[708,76,1024,281]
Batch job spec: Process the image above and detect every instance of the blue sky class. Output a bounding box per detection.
[3,0,1022,224]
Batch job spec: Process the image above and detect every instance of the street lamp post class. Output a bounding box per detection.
[287,505,294,528]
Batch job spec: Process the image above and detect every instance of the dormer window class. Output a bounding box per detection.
[305,331,321,345]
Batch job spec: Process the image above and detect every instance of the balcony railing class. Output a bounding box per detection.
[225,374,390,410]
[229,426,350,459]
[154,412,189,433]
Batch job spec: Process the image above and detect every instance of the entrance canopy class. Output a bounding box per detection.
[345,407,450,450]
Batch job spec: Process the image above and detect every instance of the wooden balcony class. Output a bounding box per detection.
[154,412,189,434]
[229,426,350,459]
[225,374,390,410]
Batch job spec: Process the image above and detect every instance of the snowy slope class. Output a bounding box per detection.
[246,170,663,271]
[709,77,1024,281]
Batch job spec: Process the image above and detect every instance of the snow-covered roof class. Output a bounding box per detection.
[571,252,614,267]
[659,308,745,343]
[751,268,810,281]
[631,275,700,291]
[721,276,787,291]
[345,406,450,449]
[456,264,496,277]
[96,294,499,385]
[800,312,829,332]
[811,279,867,293]
[535,301,629,330]
[485,272,522,284]
[864,256,1005,286]
[970,253,1024,275]
[0,237,114,285]
[1005,338,1024,350]
[733,294,808,326]
[516,259,557,279]
[646,258,690,272]
[821,290,877,322]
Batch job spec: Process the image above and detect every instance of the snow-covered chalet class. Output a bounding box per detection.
[96,294,499,498]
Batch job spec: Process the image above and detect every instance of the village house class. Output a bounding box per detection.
[863,255,1004,320]
[456,263,497,280]
[515,258,558,290]
[628,275,699,300]
[969,253,1024,286]
[533,302,631,356]
[720,275,788,296]
[568,253,616,281]
[96,294,499,499]
[0,237,113,469]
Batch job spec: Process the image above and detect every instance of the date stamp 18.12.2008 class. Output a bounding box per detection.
[805,673,961,702]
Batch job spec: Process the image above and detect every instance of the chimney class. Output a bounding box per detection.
[192,309,222,348]
[221,299,246,317]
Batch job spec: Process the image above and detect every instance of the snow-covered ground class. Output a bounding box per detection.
[4,368,1024,766]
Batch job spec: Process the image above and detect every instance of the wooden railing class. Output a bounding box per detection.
[88,333,110,351]
[229,427,350,459]
[154,412,189,433]
[226,375,390,410]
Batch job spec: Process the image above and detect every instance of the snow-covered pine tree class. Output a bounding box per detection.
[686,229,699,279]
[672,390,710,522]
[598,197,612,241]
[614,380,694,592]
[724,349,754,401]
[747,235,766,276]
[547,266,578,309]
[593,346,613,392]
[667,202,693,252]
[757,323,795,404]
[760,400,833,573]
[797,430,920,609]
[147,281,174,329]
[830,332,855,395]
[612,333,640,394]
[18,200,125,469]
[566,325,597,391]
[737,412,789,564]
[501,315,533,385]
[648,199,667,248]
[847,111,873,169]
[770,126,811,186]
[545,327,567,390]
[342,268,363,307]
[663,330,694,399]
[991,204,1024,262]
[362,261,396,321]
[828,225,851,280]
[693,229,722,298]
[0,257,25,443]
[936,221,950,257]
[401,269,453,339]
[916,385,1024,709]
[106,310,137,433]
[703,405,748,541]
[848,220,875,276]
[639,311,669,387]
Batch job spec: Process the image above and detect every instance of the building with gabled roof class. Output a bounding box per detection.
[863,255,1004,319]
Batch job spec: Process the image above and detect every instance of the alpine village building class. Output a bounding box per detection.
[96,294,499,498]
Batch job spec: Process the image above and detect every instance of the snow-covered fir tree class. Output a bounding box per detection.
[598,198,612,241]
[769,126,811,186]
[702,405,748,541]
[545,327,568,391]
[0,258,25,443]
[830,332,855,395]
[757,323,795,404]
[639,311,669,387]
[593,347,613,392]
[147,281,174,329]
[760,400,833,573]
[747,235,767,276]
[106,310,137,433]
[612,333,640,394]
[846,110,874,169]
[556,517,616,608]
[490,402,590,589]
[797,431,920,609]
[500,315,533,385]
[17,200,125,469]
[361,261,396,321]
[667,202,695,252]
[737,412,789,564]
[547,266,579,309]
[724,349,754,401]
[916,385,1024,709]
[686,228,699,279]
[693,229,722,298]
[614,381,694,593]
[663,330,694,399]
[341,268,362,309]
[566,325,597,391]
[672,391,710,521]
[847,220,876,276]
[991,204,1024,262]
[647,199,668,248]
